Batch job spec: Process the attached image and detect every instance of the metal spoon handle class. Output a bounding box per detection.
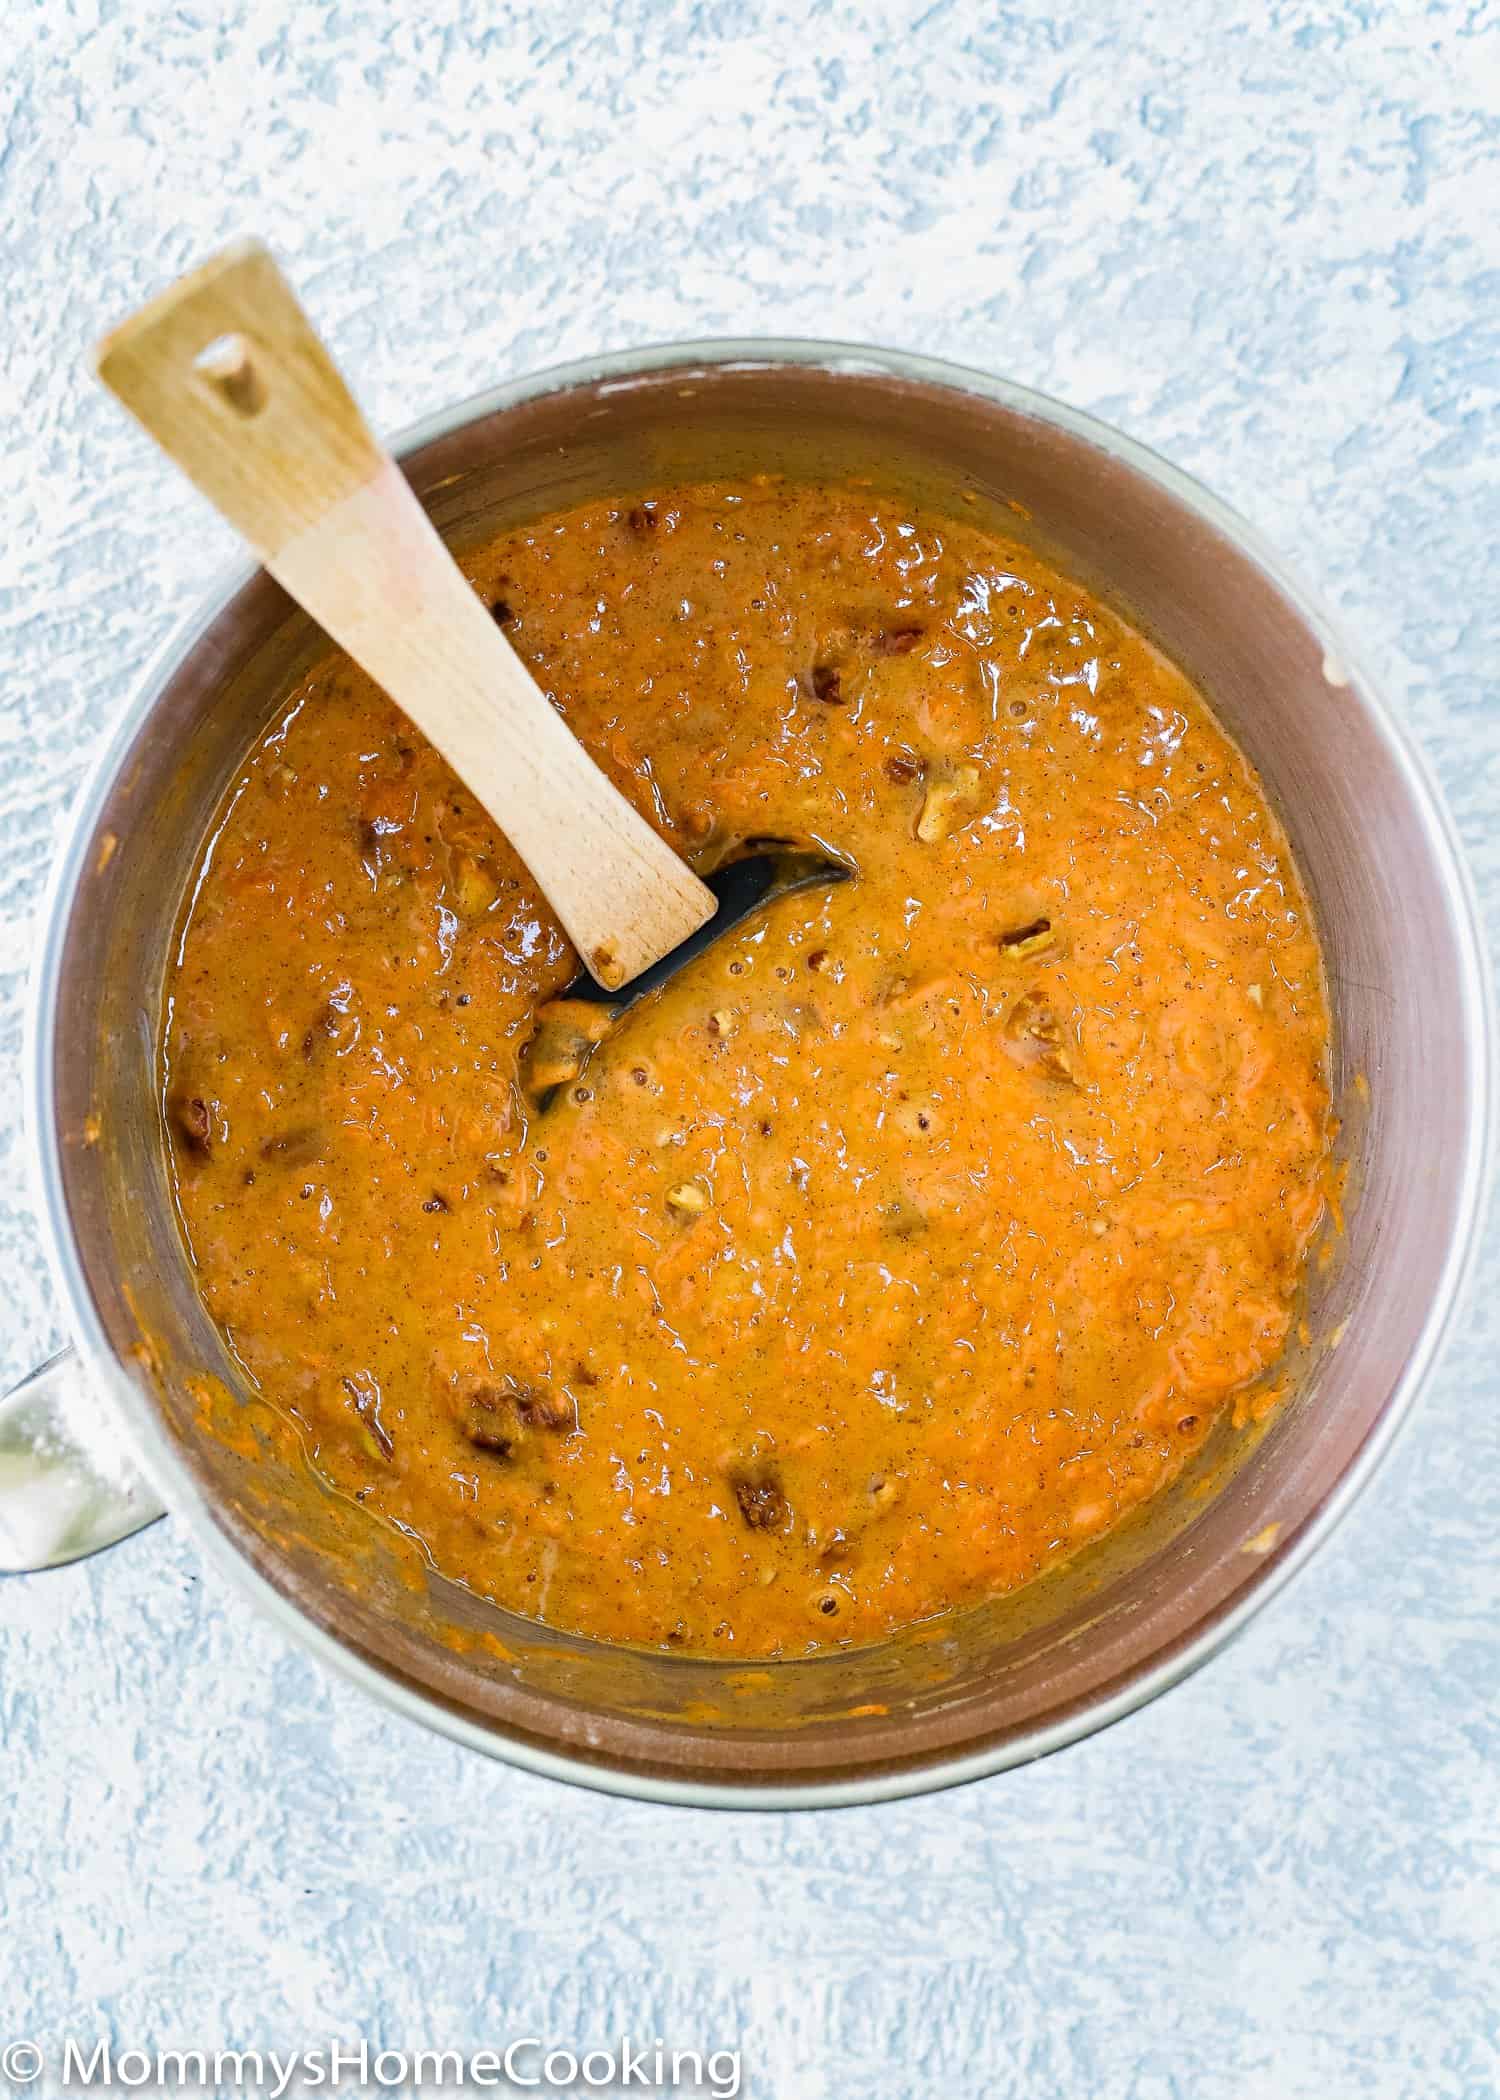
[0,1348,165,1574]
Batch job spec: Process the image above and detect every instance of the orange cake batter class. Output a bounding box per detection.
[163,477,1331,1655]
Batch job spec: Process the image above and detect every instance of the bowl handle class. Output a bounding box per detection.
[0,1348,165,1573]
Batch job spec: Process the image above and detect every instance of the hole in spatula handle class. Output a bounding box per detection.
[193,332,266,416]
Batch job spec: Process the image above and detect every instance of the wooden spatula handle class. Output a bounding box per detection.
[93,239,715,989]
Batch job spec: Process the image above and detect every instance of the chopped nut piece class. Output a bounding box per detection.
[539,999,617,1046]
[526,1040,585,1095]
[884,748,924,784]
[524,998,617,1099]
[1003,988,1076,1083]
[452,853,500,916]
[666,1181,709,1218]
[997,916,1054,957]
[513,1387,575,1432]
[169,1094,213,1158]
[916,788,952,843]
[1247,982,1265,1009]
[314,991,360,1054]
[462,1377,575,1457]
[729,1465,790,1532]
[461,1391,514,1458]
[915,765,981,843]
[709,1009,736,1039]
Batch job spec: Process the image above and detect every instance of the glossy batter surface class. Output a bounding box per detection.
[164,479,1331,1656]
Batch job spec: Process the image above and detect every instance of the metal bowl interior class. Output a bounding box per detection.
[32,344,1491,1806]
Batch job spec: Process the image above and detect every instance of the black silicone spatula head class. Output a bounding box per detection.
[521,841,852,1110]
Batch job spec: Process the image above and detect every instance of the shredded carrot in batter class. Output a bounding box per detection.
[163,478,1331,1656]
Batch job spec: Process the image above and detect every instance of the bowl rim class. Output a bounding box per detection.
[28,335,1495,1809]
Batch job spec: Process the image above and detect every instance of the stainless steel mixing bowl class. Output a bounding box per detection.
[2,343,1490,1806]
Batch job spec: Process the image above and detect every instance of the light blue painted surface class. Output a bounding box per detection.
[2,3,1497,2095]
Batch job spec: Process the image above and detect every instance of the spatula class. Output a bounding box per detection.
[95,238,737,992]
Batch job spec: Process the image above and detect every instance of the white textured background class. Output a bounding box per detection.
[3,3,1498,2096]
